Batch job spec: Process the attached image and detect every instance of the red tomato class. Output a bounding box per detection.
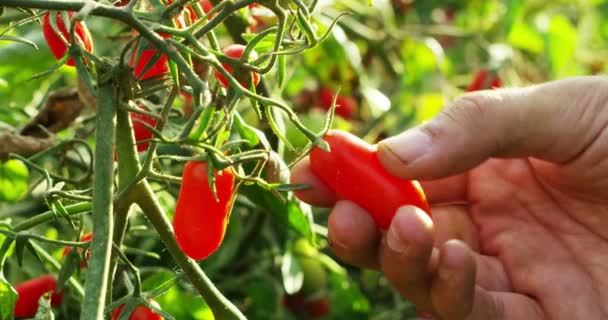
[247,3,277,32]
[173,161,235,260]
[306,297,331,317]
[42,11,94,67]
[308,130,431,230]
[131,106,158,153]
[14,275,63,318]
[317,87,357,119]
[129,37,170,80]
[283,293,331,318]
[201,0,215,19]
[61,232,93,268]
[111,303,163,320]
[466,70,502,92]
[213,44,260,88]
[282,293,306,314]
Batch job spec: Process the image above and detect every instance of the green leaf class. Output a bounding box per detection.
[281,250,303,295]
[361,87,390,117]
[546,14,579,77]
[0,159,28,202]
[0,275,18,320]
[56,247,81,291]
[239,185,313,239]
[502,0,523,37]
[415,93,444,124]
[508,19,543,54]
[0,35,37,48]
[141,269,177,296]
[233,112,260,147]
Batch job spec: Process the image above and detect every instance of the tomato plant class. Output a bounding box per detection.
[41,11,93,67]
[14,275,63,318]
[1,0,605,319]
[173,161,235,261]
[213,44,261,88]
[308,130,431,230]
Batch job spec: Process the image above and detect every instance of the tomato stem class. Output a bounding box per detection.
[81,75,117,320]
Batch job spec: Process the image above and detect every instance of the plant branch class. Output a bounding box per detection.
[80,75,117,320]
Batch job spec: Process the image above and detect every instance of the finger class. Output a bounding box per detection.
[465,289,543,320]
[291,157,337,207]
[430,240,476,319]
[377,76,608,180]
[431,205,479,250]
[419,174,468,204]
[327,200,381,269]
[379,205,435,311]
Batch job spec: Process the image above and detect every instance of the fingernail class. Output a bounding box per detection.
[380,129,431,165]
[386,212,411,254]
[438,264,454,281]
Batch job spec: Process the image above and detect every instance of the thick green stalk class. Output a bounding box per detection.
[81,79,117,320]
[107,106,141,301]
[134,183,247,320]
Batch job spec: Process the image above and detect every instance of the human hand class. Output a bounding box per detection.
[291,76,608,319]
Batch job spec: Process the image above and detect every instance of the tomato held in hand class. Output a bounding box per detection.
[111,303,163,320]
[131,106,158,153]
[308,130,431,230]
[466,70,502,92]
[173,161,235,260]
[317,87,357,119]
[42,11,94,67]
[14,274,63,318]
[62,232,93,268]
[213,44,260,88]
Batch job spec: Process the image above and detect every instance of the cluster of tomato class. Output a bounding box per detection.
[40,0,266,259]
[36,1,503,318]
[41,1,267,85]
[13,232,163,319]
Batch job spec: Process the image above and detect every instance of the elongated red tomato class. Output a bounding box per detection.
[173,161,235,260]
[466,70,502,92]
[317,87,357,119]
[111,303,163,320]
[309,130,431,230]
[42,11,94,67]
[62,232,93,268]
[131,107,158,153]
[14,274,63,318]
[129,38,170,80]
[213,44,260,88]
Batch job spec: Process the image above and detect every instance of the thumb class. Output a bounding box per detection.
[377,76,608,180]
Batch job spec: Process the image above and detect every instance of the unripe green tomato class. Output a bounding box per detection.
[293,239,327,296]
